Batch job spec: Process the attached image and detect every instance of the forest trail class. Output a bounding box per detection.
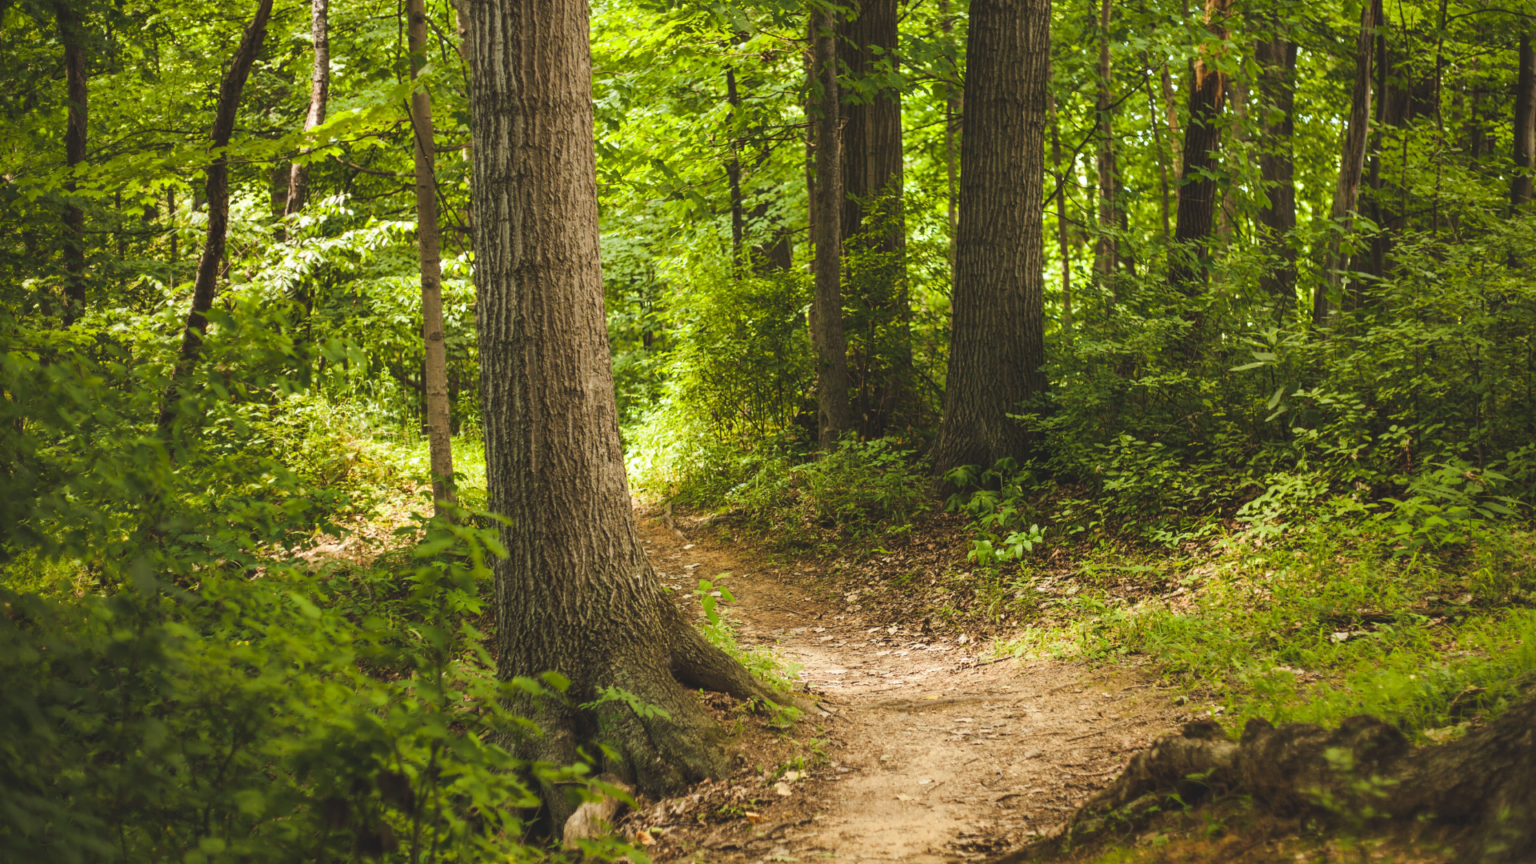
[636,509,1186,862]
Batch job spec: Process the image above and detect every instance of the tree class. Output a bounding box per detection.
[465,0,800,825]
[1093,0,1122,283]
[1317,0,1379,325]
[156,0,275,438]
[809,2,850,449]
[929,0,1049,477]
[284,0,328,218]
[57,0,88,326]
[838,0,908,438]
[1513,34,1534,210]
[1253,4,1297,318]
[1168,0,1234,302]
[407,0,454,513]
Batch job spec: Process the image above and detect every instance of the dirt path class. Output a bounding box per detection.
[635,511,1185,862]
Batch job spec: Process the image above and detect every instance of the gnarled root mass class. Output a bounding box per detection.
[993,695,1536,863]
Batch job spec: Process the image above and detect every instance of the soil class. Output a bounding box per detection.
[623,507,1188,862]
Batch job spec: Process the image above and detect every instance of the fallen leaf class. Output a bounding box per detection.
[773,782,793,797]
[781,770,803,782]
[743,811,762,824]
[895,794,914,802]
[635,830,655,847]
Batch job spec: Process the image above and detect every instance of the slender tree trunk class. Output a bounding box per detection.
[1049,57,1073,339]
[1146,55,1171,243]
[930,0,1049,477]
[1254,23,1297,318]
[1317,0,1379,326]
[156,0,275,438]
[1168,0,1233,302]
[57,2,88,326]
[466,0,794,826]
[726,67,745,273]
[1514,34,1535,210]
[286,0,329,218]
[838,0,906,438]
[408,0,455,512]
[810,2,850,449]
[1162,63,1183,178]
[942,0,959,274]
[1093,0,1119,281]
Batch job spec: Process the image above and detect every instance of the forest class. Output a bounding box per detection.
[6,0,1536,859]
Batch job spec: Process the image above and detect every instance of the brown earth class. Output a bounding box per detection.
[621,507,1187,862]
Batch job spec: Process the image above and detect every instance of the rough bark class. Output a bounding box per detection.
[929,0,1048,477]
[838,0,907,439]
[1254,24,1297,318]
[1317,0,1378,326]
[466,0,801,826]
[408,0,455,513]
[809,3,850,450]
[1168,0,1233,299]
[285,0,329,218]
[991,697,1536,864]
[1513,35,1535,210]
[57,1,88,326]
[156,0,274,438]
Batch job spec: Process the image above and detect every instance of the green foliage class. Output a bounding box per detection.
[0,508,643,863]
[1069,526,1536,740]
[701,438,931,554]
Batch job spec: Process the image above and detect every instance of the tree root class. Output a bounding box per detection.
[991,696,1536,864]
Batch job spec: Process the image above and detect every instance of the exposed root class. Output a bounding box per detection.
[991,695,1536,864]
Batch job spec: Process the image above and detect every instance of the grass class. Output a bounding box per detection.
[995,525,1536,742]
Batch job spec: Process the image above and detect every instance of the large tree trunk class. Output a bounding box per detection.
[838,0,906,439]
[810,4,850,450]
[1317,0,1379,326]
[1168,0,1232,299]
[57,1,88,326]
[929,0,1049,477]
[1254,20,1297,319]
[1513,35,1535,210]
[1093,0,1120,283]
[285,0,329,217]
[156,0,274,438]
[994,697,1536,864]
[466,0,797,827]
[408,0,455,513]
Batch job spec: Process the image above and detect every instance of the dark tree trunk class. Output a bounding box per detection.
[929,0,1049,477]
[57,2,88,326]
[810,4,850,449]
[1168,0,1233,300]
[156,0,274,438]
[1514,35,1535,210]
[466,0,796,827]
[838,0,907,439]
[408,0,454,513]
[1254,24,1297,319]
[285,0,329,217]
[998,696,1536,864]
[1317,0,1378,326]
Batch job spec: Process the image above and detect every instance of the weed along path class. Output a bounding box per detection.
[630,508,1186,862]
